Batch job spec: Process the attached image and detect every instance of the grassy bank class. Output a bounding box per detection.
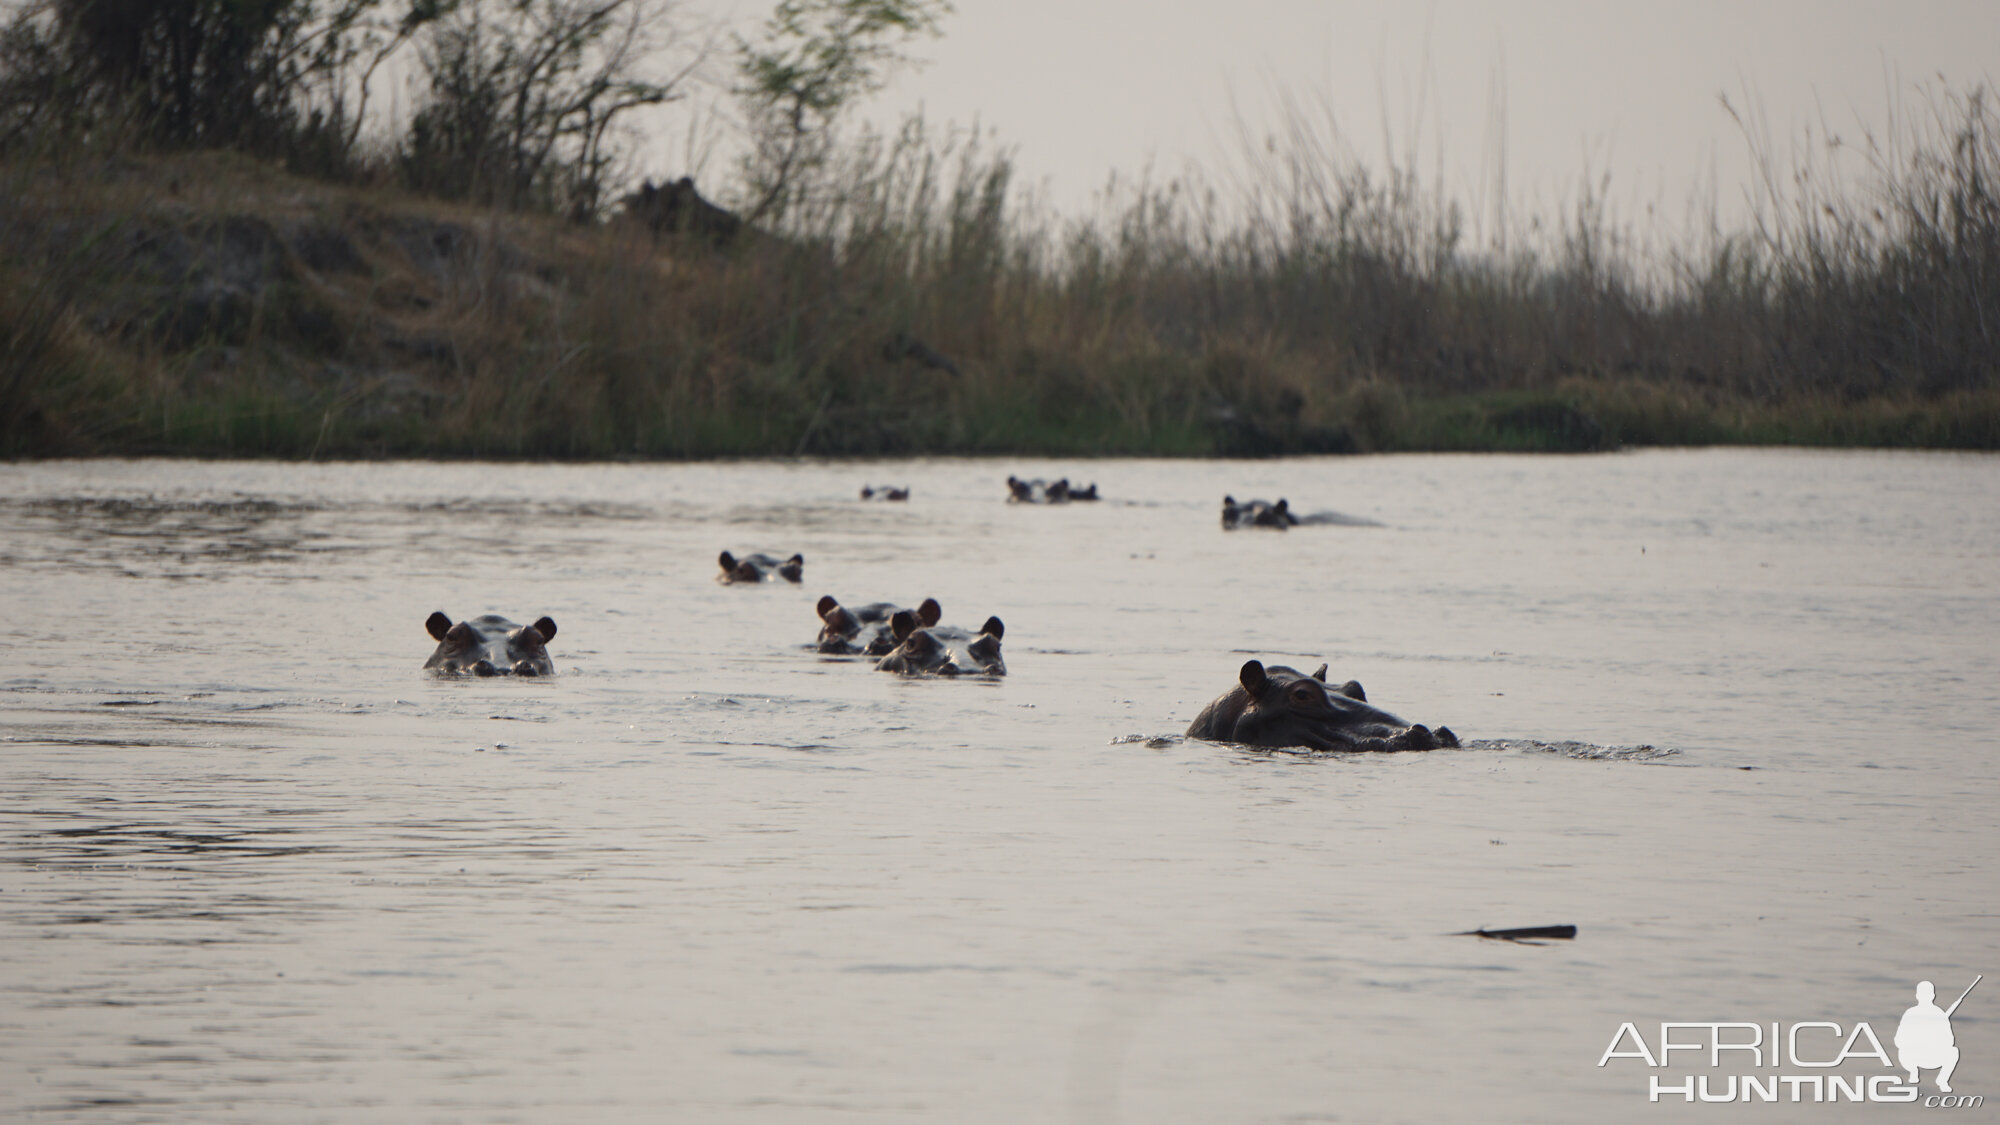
[4,87,1998,459]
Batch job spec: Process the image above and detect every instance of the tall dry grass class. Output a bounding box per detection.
[3,82,1997,458]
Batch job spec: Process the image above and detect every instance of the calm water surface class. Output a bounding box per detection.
[1,451,1995,1123]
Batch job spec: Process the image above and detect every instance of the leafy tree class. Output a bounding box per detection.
[735,0,950,226]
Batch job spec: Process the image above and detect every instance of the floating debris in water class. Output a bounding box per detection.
[1457,924,1578,943]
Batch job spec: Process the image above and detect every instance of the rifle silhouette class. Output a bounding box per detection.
[1944,974,1982,1018]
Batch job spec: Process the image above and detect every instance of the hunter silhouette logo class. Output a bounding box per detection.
[1598,973,1986,1106]
[1896,976,1979,1093]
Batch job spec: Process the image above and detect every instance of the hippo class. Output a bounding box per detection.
[719,550,804,584]
[423,612,558,676]
[1221,496,1299,529]
[1186,660,1458,751]
[1006,475,1046,502]
[816,595,942,655]
[1006,476,1100,503]
[875,610,1007,676]
[859,485,910,501]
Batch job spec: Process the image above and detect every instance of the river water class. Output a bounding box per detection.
[1,450,1995,1123]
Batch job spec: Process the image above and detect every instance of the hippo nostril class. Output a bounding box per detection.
[514,662,540,676]
[471,660,499,676]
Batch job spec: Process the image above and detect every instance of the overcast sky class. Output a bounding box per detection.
[725,0,1993,239]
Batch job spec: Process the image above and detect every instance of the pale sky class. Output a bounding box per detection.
[695,0,1995,241]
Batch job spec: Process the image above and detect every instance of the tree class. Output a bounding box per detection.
[734,0,950,226]
[401,0,700,217]
[0,0,445,161]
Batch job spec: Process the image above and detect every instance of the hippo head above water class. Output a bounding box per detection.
[1007,476,1097,504]
[719,550,804,584]
[817,595,942,655]
[1186,660,1457,751]
[1221,496,1298,529]
[424,612,558,676]
[875,611,1006,676]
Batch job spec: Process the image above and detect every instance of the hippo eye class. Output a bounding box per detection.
[1291,685,1317,702]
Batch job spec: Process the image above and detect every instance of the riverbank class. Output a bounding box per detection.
[5,141,1997,460]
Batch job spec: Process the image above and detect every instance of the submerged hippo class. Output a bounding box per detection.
[423,612,558,676]
[875,610,1007,676]
[1006,476,1100,503]
[859,485,910,501]
[1186,660,1458,751]
[718,550,804,584]
[816,595,942,655]
[1221,496,1299,529]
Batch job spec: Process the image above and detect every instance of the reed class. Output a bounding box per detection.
[2,82,1996,458]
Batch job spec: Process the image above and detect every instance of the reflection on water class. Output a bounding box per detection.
[1,451,1996,1124]
[9,496,331,574]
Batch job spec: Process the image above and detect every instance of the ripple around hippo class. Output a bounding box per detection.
[1468,738,1673,760]
[1114,733,1673,760]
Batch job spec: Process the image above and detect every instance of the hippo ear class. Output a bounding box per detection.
[531,616,557,642]
[917,597,942,626]
[816,595,839,619]
[980,616,1004,639]
[426,612,452,640]
[786,553,804,566]
[1223,495,1236,504]
[1274,499,1289,513]
[1312,664,1328,681]
[889,609,919,641]
[1239,660,1268,694]
[718,550,736,571]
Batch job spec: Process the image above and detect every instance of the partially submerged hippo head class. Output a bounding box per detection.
[424,612,558,676]
[859,485,910,500]
[719,550,804,584]
[875,611,1006,676]
[1221,496,1297,529]
[816,595,942,655]
[1006,476,1097,504]
[1185,660,1457,751]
